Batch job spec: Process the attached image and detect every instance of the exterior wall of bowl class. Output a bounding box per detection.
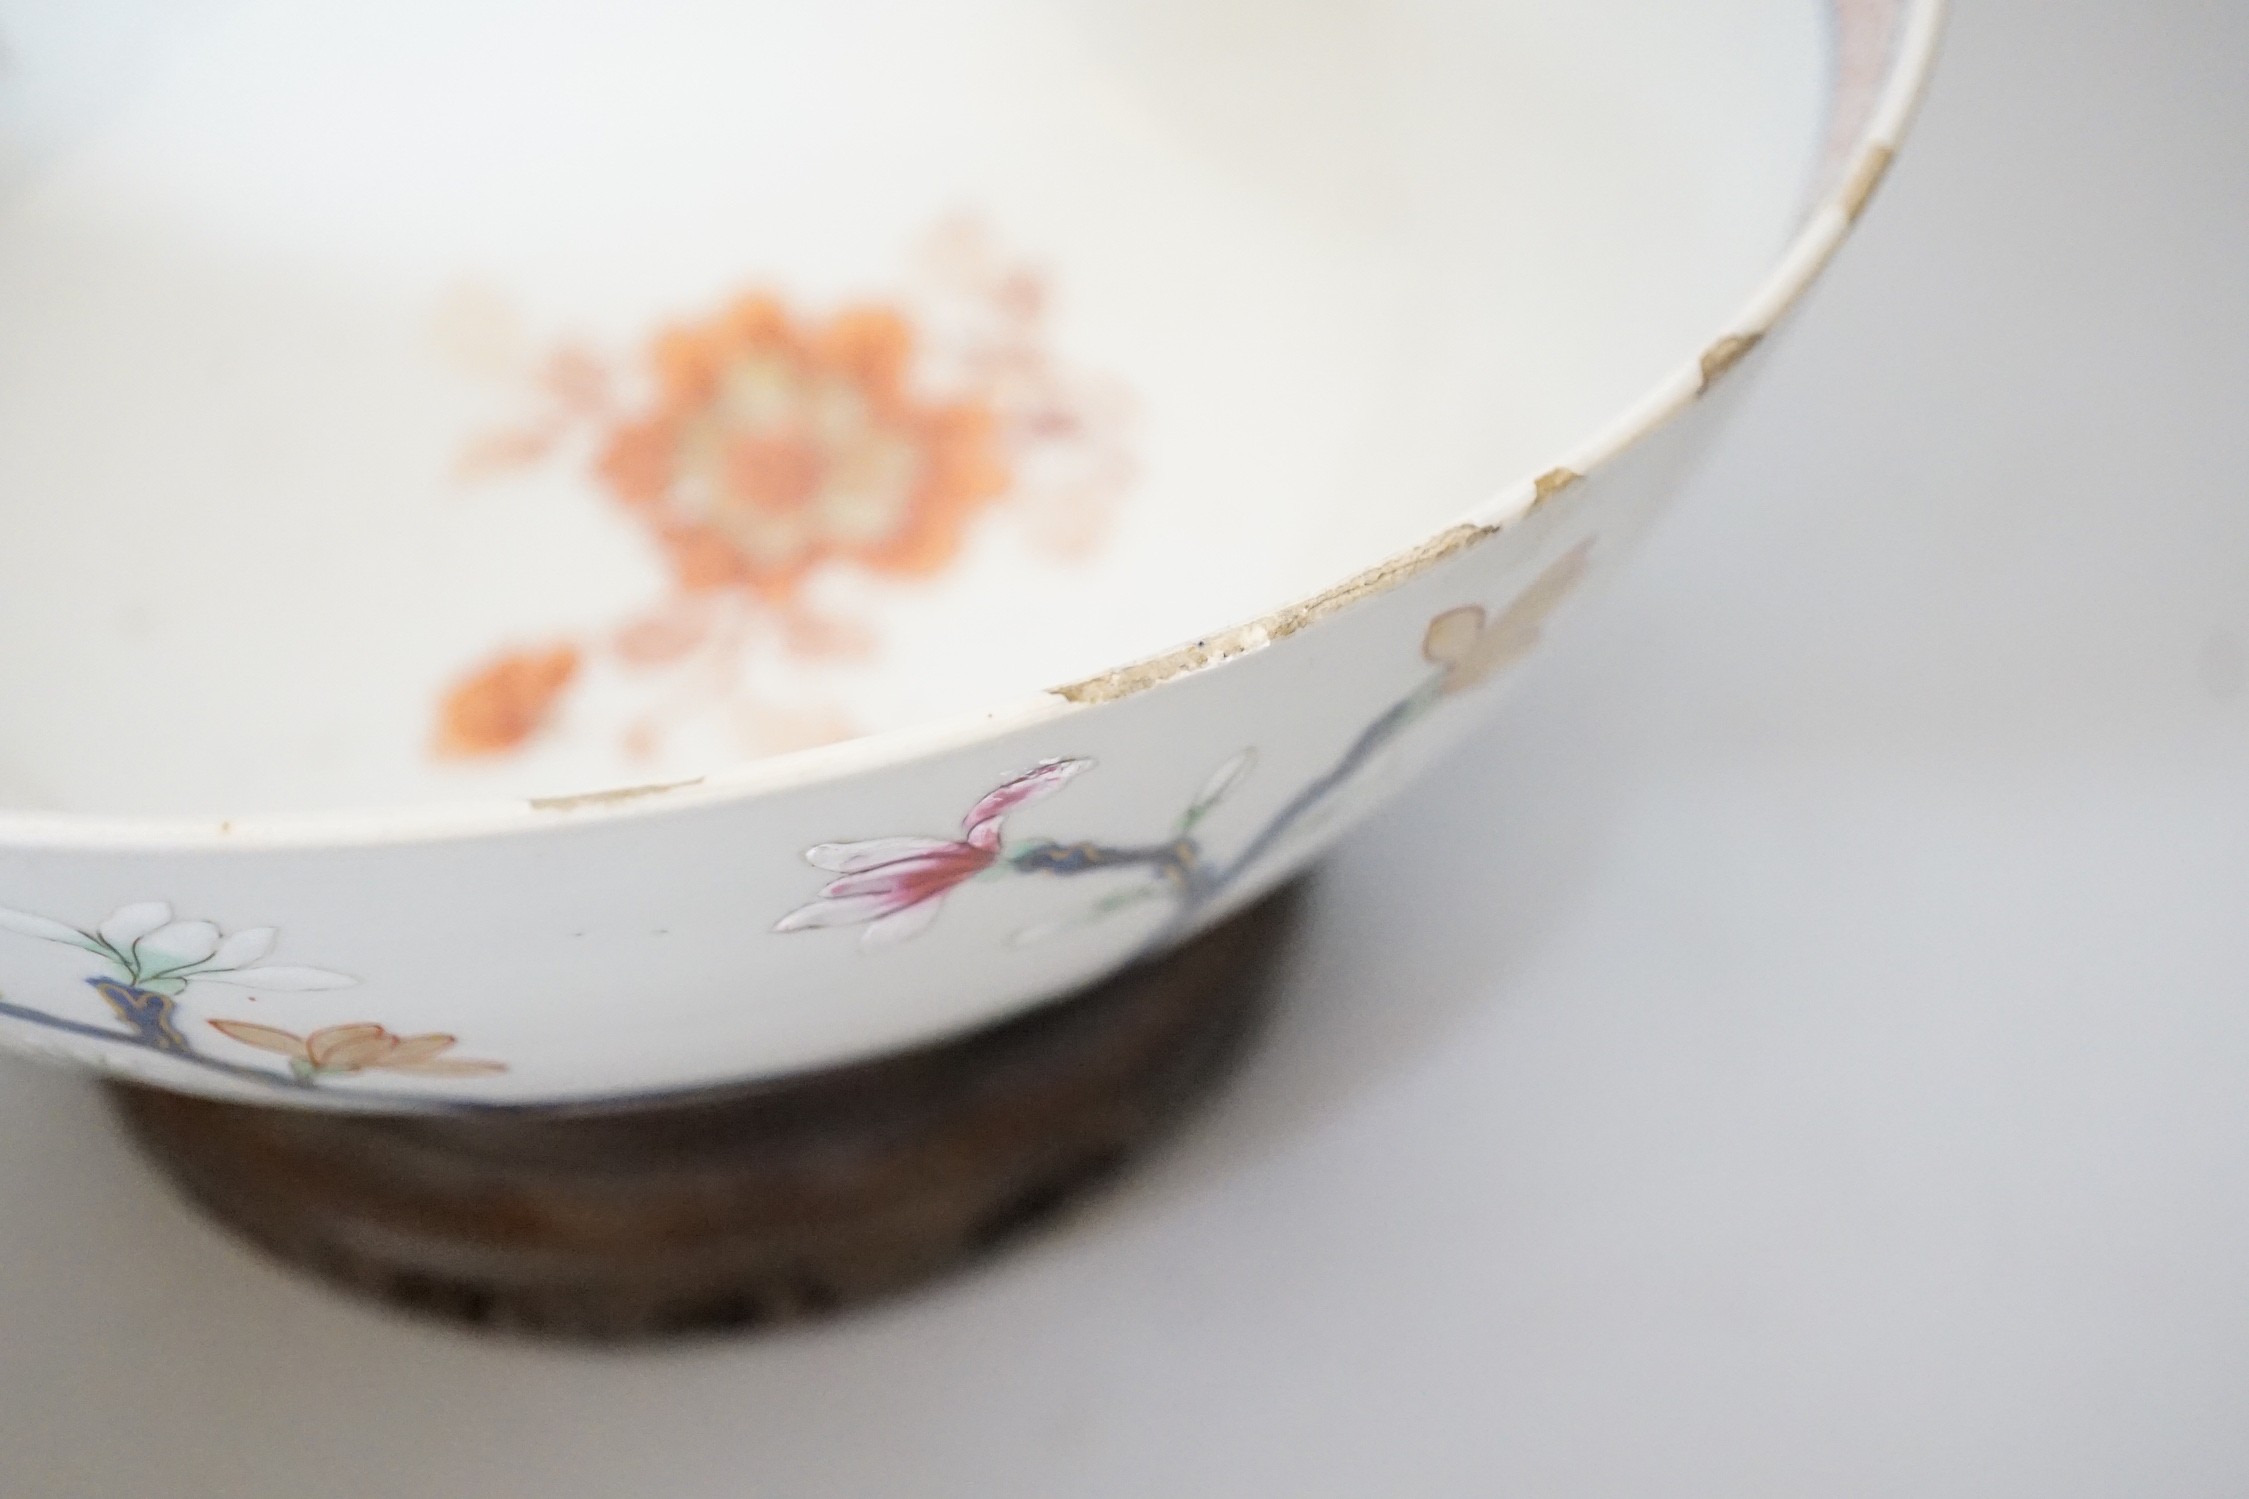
[0,378,1746,1112]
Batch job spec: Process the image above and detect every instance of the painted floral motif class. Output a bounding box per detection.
[777,542,1596,948]
[0,901,354,1055]
[1420,539,1593,695]
[207,1022,503,1082]
[0,901,355,999]
[438,218,1135,762]
[775,758,1092,945]
[0,543,1592,1107]
[0,902,505,1101]
[596,299,1006,599]
[436,644,583,761]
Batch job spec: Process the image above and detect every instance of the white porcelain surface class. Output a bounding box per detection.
[0,0,1939,1107]
[0,0,1823,816]
[6,5,2248,1481]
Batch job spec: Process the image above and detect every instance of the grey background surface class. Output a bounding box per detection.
[2,2,2245,1494]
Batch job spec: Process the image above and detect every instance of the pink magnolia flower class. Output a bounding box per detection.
[774,757,1093,945]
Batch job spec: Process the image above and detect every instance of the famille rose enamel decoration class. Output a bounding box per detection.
[0,901,501,1104]
[0,0,1942,1110]
[433,222,1132,765]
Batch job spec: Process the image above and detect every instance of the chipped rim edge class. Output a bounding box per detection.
[0,0,1946,853]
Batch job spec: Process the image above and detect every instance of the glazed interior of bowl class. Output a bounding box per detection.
[0,0,1832,820]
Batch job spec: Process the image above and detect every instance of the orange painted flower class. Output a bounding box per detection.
[596,296,1010,600]
[1421,540,1595,695]
[437,224,1133,763]
[208,1020,505,1082]
[435,644,581,757]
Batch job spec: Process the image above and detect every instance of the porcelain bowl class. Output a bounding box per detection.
[0,0,1940,1109]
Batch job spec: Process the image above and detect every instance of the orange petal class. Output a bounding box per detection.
[206,1020,309,1061]
[1491,541,1594,633]
[1421,606,1486,668]
[718,293,792,352]
[378,1033,461,1068]
[541,345,612,416]
[595,419,677,506]
[651,325,720,403]
[434,644,582,758]
[659,524,760,593]
[305,1023,391,1070]
[1454,625,1537,690]
[864,405,1007,576]
[613,601,714,665]
[455,425,556,481]
[819,306,913,397]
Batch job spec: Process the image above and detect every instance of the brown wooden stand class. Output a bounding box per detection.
[106,884,1300,1340]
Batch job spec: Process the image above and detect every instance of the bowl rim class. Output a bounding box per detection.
[0,0,1947,853]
